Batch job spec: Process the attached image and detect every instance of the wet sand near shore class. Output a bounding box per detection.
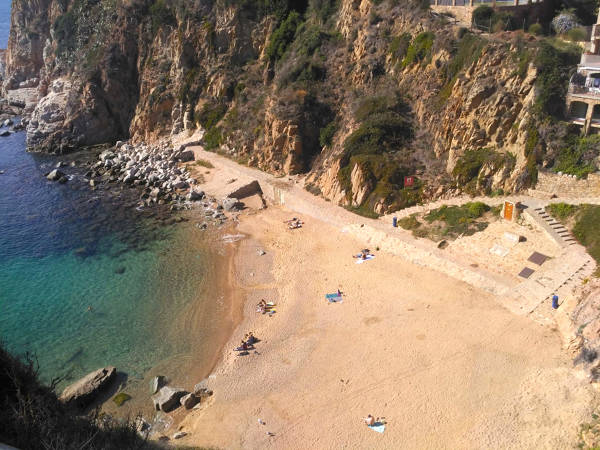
[100,213,243,421]
[174,205,597,449]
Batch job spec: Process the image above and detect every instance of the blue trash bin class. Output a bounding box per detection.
[393,217,398,228]
[552,295,559,309]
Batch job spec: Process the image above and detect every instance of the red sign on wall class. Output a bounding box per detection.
[404,176,415,187]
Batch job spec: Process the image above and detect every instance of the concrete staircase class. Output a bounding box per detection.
[528,206,578,248]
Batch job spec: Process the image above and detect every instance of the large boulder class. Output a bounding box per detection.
[180,393,200,409]
[150,375,167,395]
[152,386,188,412]
[222,197,242,212]
[187,189,205,201]
[59,366,117,408]
[176,150,195,163]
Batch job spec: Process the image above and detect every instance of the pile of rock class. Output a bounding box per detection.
[150,375,213,413]
[87,140,199,210]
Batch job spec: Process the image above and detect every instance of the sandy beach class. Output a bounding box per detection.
[168,200,597,449]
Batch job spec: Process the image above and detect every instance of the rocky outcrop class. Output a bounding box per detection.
[152,386,188,412]
[4,0,557,213]
[59,366,116,409]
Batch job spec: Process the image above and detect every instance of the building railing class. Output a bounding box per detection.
[429,0,542,5]
[569,83,600,97]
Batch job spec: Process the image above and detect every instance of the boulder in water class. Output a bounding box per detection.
[0,130,11,137]
[59,366,117,409]
[46,169,64,181]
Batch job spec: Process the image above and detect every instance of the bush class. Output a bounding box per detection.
[572,205,600,274]
[553,134,600,178]
[534,39,581,117]
[389,32,412,64]
[265,11,303,62]
[551,10,580,35]
[528,23,543,35]
[337,93,417,211]
[472,5,494,29]
[567,27,588,42]
[452,148,496,185]
[547,202,579,220]
[150,0,176,33]
[0,344,161,450]
[319,120,337,147]
[398,214,421,230]
[425,202,490,226]
[53,11,77,56]
[402,32,435,68]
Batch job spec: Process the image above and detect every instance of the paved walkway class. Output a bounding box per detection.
[190,147,599,317]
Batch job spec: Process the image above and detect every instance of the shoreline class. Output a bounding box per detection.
[161,153,599,449]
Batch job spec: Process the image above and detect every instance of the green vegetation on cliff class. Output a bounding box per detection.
[547,204,600,274]
[0,344,160,450]
[337,93,421,213]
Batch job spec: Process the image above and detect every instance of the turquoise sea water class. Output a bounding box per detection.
[0,130,217,389]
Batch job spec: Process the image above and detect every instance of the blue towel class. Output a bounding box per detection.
[325,293,341,299]
[368,422,385,433]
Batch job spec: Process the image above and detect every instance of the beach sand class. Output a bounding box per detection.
[173,205,596,449]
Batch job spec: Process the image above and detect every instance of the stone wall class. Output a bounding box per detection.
[536,171,600,197]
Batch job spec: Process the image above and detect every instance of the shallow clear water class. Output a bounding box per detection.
[0,130,215,389]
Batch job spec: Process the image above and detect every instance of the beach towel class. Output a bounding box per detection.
[355,255,375,264]
[368,422,385,433]
[328,297,342,303]
[325,293,341,299]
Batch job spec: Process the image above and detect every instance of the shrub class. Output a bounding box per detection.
[528,23,543,36]
[551,10,580,35]
[337,93,418,211]
[389,32,412,64]
[402,32,435,68]
[319,120,337,147]
[53,11,77,56]
[472,5,494,29]
[547,202,579,220]
[203,126,223,150]
[398,214,421,230]
[553,134,600,178]
[453,148,495,185]
[572,205,600,273]
[197,101,228,129]
[534,39,581,117]
[424,202,490,225]
[567,27,587,42]
[0,344,161,450]
[150,0,176,33]
[195,159,215,168]
[265,11,303,62]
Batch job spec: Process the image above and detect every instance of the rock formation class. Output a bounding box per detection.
[59,366,116,409]
[2,0,567,213]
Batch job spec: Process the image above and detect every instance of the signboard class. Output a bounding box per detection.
[404,176,415,187]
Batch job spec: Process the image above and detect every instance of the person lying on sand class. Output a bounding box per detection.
[364,415,375,426]
[283,217,298,223]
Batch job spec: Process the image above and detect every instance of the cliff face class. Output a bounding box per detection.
[4,0,550,212]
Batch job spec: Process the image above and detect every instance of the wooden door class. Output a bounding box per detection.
[504,202,513,220]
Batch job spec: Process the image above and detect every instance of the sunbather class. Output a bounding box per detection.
[364,414,375,426]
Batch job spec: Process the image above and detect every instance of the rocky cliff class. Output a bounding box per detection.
[3,0,570,213]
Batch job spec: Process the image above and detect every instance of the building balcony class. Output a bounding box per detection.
[580,53,600,67]
[568,84,600,99]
